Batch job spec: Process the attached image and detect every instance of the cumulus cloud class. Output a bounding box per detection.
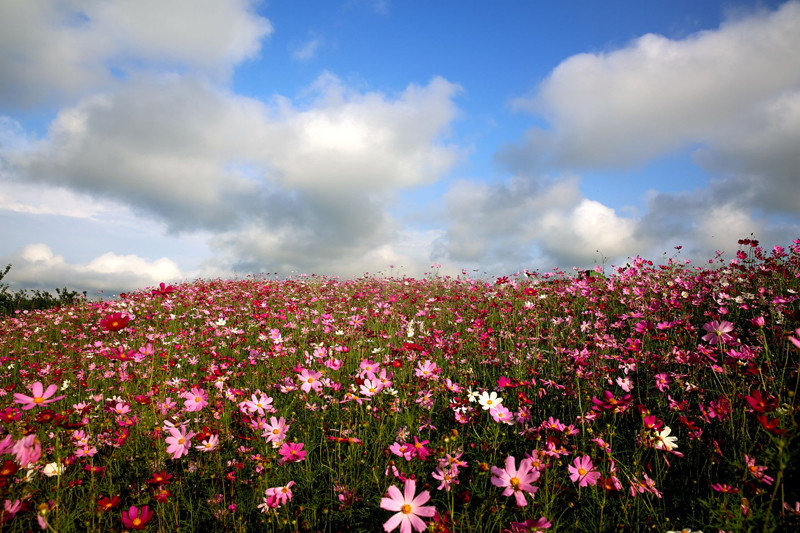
[3,73,463,277]
[506,1,800,170]
[433,174,643,270]
[3,244,184,296]
[0,0,272,108]
[465,1,800,273]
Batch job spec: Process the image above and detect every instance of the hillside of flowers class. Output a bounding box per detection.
[0,238,799,532]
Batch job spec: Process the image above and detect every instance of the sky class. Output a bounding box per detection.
[1,0,799,297]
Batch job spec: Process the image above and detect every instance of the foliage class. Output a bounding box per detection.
[0,264,87,317]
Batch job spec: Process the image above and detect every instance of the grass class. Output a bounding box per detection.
[0,238,798,532]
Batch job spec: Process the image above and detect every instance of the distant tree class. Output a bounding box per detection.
[0,264,87,316]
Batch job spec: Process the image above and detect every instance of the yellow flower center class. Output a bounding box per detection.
[178,438,185,445]
[33,397,44,404]
[510,477,520,488]
[307,378,314,383]
[132,518,141,526]
[401,504,412,514]
[578,467,587,476]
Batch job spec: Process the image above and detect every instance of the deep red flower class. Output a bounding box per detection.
[756,414,789,436]
[744,391,778,414]
[147,471,173,486]
[99,312,131,332]
[96,495,121,513]
[0,460,19,479]
[151,282,176,297]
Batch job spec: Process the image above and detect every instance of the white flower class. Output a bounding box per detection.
[467,387,479,403]
[42,462,65,477]
[653,426,678,451]
[477,391,503,411]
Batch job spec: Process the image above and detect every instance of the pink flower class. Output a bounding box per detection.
[2,500,21,524]
[278,442,307,463]
[298,369,323,393]
[380,478,436,533]
[120,505,153,530]
[490,405,515,425]
[181,387,208,412]
[165,425,194,459]
[13,382,65,410]
[261,481,295,510]
[12,434,42,466]
[414,360,439,380]
[491,455,540,507]
[431,467,458,491]
[502,516,552,532]
[790,328,800,351]
[262,416,288,443]
[702,320,735,345]
[389,442,414,461]
[744,454,774,485]
[568,455,600,487]
[243,393,273,416]
[195,434,219,453]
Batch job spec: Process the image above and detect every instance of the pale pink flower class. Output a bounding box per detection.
[414,360,439,380]
[380,478,436,533]
[181,387,208,412]
[165,425,194,459]
[261,416,288,443]
[243,392,273,416]
[491,455,540,507]
[195,434,219,453]
[13,382,65,410]
[298,369,323,393]
[360,378,383,397]
[490,405,515,425]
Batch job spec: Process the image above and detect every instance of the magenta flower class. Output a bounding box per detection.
[568,455,600,487]
[491,455,540,507]
[13,382,65,410]
[120,505,153,530]
[278,442,307,463]
[702,320,735,345]
[181,387,208,412]
[411,436,430,460]
[380,478,436,533]
[165,425,194,459]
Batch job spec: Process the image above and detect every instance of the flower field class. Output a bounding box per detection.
[1,239,799,532]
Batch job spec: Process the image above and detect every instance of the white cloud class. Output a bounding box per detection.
[476,2,800,273]
[0,0,272,108]
[3,73,463,279]
[290,35,322,62]
[3,244,185,295]
[508,1,800,169]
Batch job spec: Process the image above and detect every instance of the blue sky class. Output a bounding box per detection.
[1,0,798,295]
